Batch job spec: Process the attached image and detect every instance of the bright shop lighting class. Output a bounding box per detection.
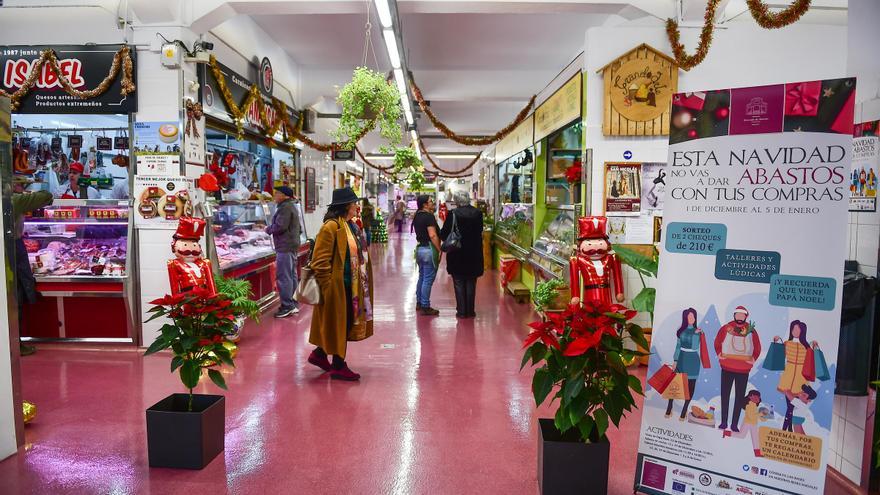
[374,0,392,28]
[404,108,414,125]
[394,68,407,94]
[383,29,401,69]
[410,129,418,142]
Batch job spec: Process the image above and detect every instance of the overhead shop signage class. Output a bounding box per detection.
[199,59,294,138]
[1,44,138,114]
[534,72,582,142]
[495,114,534,163]
[635,78,855,495]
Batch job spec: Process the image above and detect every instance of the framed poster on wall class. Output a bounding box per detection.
[603,162,641,215]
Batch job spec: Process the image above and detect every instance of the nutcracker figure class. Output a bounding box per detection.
[569,216,624,306]
[167,216,217,296]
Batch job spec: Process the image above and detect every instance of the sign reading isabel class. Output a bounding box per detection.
[1,45,137,113]
[635,78,855,495]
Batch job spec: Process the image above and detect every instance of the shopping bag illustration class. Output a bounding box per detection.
[762,342,786,371]
[648,364,676,394]
[661,373,691,400]
[814,349,831,381]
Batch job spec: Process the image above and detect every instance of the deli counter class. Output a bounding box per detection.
[206,199,309,310]
[21,200,136,341]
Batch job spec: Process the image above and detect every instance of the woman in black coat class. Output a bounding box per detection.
[440,193,484,318]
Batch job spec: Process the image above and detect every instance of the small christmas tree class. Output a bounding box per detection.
[372,212,388,243]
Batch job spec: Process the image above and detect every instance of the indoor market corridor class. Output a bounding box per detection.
[0,232,646,494]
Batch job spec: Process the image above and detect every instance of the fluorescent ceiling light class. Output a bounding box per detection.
[434,154,480,159]
[383,29,401,69]
[364,155,395,160]
[415,146,422,160]
[401,96,412,115]
[394,69,406,95]
[374,0,392,28]
[404,108,414,125]
[410,129,418,142]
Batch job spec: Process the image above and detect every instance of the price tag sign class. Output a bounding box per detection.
[51,137,62,151]
[97,137,112,150]
[114,136,130,150]
[67,135,83,148]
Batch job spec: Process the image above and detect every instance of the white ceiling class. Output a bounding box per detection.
[222,0,847,164]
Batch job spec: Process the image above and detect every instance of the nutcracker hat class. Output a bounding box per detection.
[734,305,749,317]
[577,216,609,240]
[173,216,207,241]
[69,161,85,174]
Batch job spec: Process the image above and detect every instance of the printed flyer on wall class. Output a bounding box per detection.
[850,120,878,212]
[634,78,855,495]
[133,176,195,229]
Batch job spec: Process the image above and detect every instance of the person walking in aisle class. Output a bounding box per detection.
[360,198,375,245]
[392,195,406,233]
[307,187,374,381]
[440,193,484,318]
[12,182,53,355]
[266,186,301,318]
[413,195,441,316]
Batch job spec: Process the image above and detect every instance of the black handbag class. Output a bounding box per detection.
[441,211,462,252]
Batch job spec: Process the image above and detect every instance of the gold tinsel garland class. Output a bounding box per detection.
[0,46,135,111]
[355,147,395,171]
[410,77,536,146]
[747,0,811,29]
[417,138,481,176]
[665,0,721,71]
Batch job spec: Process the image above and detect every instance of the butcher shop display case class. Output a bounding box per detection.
[20,199,136,342]
[529,210,578,282]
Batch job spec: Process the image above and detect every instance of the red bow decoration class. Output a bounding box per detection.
[185,100,203,138]
[784,81,821,117]
[197,173,220,192]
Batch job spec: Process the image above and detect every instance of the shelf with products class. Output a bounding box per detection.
[529,209,577,282]
[496,148,534,206]
[544,121,583,208]
[19,199,135,342]
[495,202,534,250]
[22,200,130,280]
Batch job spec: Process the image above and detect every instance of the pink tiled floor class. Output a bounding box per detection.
[2,233,647,494]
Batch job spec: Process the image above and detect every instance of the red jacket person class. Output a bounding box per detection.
[714,305,761,432]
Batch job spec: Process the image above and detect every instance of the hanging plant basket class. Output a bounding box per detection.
[333,67,402,150]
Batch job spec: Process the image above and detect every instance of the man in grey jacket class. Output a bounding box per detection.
[266,186,302,318]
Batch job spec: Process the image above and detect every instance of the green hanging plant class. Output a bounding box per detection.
[392,146,425,190]
[333,67,402,150]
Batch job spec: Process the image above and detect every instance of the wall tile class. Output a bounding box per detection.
[840,458,862,484]
[842,423,866,467]
[846,396,869,428]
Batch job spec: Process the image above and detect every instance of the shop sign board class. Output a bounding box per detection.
[534,72,581,142]
[305,167,317,212]
[495,114,534,163]
[199,60,295,138]
[133,176,195,229]
[331,147,355,161]
[598,44,678,136]
[850,121,878,212]
[0,45,137,114]
[634,78,855,495]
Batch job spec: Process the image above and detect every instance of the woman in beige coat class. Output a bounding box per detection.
[307,187,374,380]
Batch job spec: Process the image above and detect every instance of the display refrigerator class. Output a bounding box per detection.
[20,199,137,342]
[206,199,309,312]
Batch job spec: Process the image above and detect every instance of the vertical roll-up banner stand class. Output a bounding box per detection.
[635,78,856,495]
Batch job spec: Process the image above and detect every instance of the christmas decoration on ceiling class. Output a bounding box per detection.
[0,46,135,111]
[410,76,536,146]
[666,0,812,71]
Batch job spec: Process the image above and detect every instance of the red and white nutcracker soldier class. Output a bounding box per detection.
[167,216,217,296]
[569,216,625,306]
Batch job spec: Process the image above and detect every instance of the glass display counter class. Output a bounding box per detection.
[530,210,576,281]
[494,202,533,257]
[20,199,135,341]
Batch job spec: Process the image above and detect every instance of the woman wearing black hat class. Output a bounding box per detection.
[307,187,374,380]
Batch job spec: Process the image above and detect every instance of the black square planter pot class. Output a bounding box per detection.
[538,418,610,495]
[146,393,225,469]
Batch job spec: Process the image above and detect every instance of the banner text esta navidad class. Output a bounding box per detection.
[670,145,848,203]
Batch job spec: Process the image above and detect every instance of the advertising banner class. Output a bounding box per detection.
[635,78,855,495]
[604,162,642,214]
[1,45,137,114]
[133,176,195,229]
[850,121,878,212]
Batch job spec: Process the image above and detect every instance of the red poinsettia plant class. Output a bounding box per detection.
[564,160,583,184]
[144,288,238,411]
[521,300,648,442]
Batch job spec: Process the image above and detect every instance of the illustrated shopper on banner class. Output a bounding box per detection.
[714,306,761,432]
[167,217,216,296]
[665,308,711,421]
[771,320,820,432]
[790,385,818,435]
[728,390,771,457]
[569,216,624,306]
